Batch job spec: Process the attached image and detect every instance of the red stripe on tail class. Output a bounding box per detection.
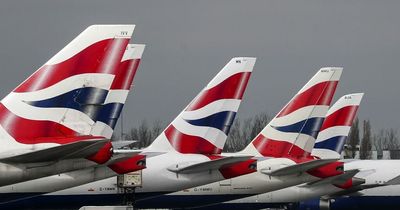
[110,59,141,90]
[164,124,222,154]
[252,134,310,158]
[186,72,251,111]
[15,39,129,93]
[320,106,359,131]
[0,103,97,144]
[277,81,338,117]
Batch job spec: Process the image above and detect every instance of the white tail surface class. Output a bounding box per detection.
[148,57,256,154]
[312,93,364,159]
[242,67,343,158]
[0,25,136,152]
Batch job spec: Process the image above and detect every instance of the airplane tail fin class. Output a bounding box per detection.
[148,57,256,154]
[90,44,145,138]
[0,25,135,147]
[312,93,364,159]
[242,68,342,158]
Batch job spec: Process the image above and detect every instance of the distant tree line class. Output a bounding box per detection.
[224,113,270,152]
[113,120,163,149]
[116,112,400,159]
[346,118,400,159]
[373,128,400,159]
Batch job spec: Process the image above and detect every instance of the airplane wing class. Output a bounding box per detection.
[261,158,339,176]
[305,169,361,187]
[167,156,253,174]
[113,149,165,158]
[111,140,137,149]
[385,174,400,185]
[0,139,109,164]
[324,183,383,198]
[107,151,143,164]
[324,172,400,198]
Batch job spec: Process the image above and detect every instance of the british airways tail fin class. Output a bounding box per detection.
[312,93,364,159]
[148,57,256,154]
[242,67,342,158]
[0,25,135,150]
[91,44,145,138]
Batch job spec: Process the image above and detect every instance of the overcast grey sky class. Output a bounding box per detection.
[0,0,399,133]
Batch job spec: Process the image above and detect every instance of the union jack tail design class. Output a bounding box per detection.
[148,57,256,154]
[242,68,342,158]
[0,25,138,152]
[90,44,145,138]
[312,93,364,159]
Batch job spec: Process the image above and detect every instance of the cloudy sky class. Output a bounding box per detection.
[0,0,399,134]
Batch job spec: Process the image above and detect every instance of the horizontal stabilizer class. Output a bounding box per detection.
[305,169,361,187]
[386,174,400,185]
[113,150,165,158]
[0,139,109,163]
[106,151,143,164]
[111,140,137,149]
[262,158,338,176]
[328,174,399,198]
[167,156,253,174]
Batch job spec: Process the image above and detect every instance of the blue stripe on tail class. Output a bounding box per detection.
[96,103,124,129]
[26,87,108,110]
[272,117,325,139]
[25,87,123,129]
[185,111,236,135]
[314,136,347,154]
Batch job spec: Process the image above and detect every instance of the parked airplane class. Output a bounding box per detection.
[0,25,146,187]
[278,93,400,210]
[193,93,365,210]
[5,67,346,210]
[0,43,147,205]
[125,67,345,209]
[298,179,400,210]
[290,161,400,210]
[0,57,258,209]
[194,92,400,210]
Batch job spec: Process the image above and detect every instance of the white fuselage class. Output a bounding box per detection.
[0,166,119,194]
[0,158,98,187]
[16,156,327,209]
[153,157,324,208]
[0,128,103,187]
[134,152,228,194]
[224,159,400,205]
[0,151,234,200]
